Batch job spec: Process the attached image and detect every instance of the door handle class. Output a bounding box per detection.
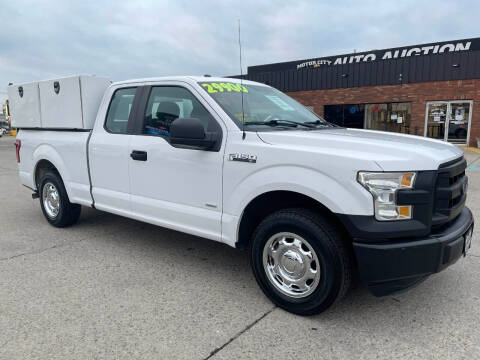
[130,150,147,161]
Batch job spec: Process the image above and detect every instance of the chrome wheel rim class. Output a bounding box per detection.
[42,182,60,219]
[262,232,321,298]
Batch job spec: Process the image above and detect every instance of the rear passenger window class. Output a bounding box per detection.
[105,87,137,134]
[143,86,215,138]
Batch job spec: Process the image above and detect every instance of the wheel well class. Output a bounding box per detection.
[34,160,59,189]
[236,190,349,250]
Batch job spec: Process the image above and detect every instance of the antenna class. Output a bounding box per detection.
[238,19,246,140]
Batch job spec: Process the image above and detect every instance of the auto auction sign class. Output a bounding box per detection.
[248,37,480,73]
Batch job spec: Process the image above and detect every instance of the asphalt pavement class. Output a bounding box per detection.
[1,135,479,359]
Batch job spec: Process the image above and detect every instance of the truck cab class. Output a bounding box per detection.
[10,75,474,315]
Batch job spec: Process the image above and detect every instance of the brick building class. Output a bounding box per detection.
[241,37,480,147]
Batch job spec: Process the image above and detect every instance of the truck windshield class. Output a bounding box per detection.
[198,81,332,130]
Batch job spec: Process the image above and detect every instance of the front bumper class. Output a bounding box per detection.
[353,207,474,296]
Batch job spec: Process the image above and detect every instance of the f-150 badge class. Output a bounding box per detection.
[229,153,257,163]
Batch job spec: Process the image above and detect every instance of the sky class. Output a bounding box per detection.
[1,0,479,102]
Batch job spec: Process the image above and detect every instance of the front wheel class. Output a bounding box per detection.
[250,209,353,315]
[38,170,81,227]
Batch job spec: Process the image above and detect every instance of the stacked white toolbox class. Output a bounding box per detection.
[8,75,111,129]
[8,82,41,128]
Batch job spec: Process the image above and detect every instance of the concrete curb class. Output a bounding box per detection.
[462,147,480,154]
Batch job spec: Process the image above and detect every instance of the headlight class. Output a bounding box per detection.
[357,172,416,221]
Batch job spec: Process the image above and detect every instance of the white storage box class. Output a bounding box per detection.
[8,82,42,128]
[8,75,111,129]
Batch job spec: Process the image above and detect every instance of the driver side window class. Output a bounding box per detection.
[143,86,215,138]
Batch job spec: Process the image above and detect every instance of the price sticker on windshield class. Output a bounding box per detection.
[200,82,248,94]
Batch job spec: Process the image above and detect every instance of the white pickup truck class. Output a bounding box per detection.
[9,75,474,315]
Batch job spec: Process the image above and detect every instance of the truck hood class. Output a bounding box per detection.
[257,128,464,171]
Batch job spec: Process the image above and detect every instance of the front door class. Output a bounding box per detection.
[425,101,473,144]
[128,84,225,241]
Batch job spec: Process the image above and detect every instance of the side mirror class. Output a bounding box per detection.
[170,118,218,150]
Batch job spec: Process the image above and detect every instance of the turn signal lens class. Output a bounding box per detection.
[401,173,415,188]
[397,205,412,218]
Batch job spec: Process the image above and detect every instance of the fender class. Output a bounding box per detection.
[221,164,376,247]
[32,144,74,200]
[225,164,374,217]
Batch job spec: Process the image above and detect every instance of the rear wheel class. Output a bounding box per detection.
[250,208,352,315]
[38,171,81,227]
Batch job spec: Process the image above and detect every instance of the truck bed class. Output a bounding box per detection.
[17,129,93,207]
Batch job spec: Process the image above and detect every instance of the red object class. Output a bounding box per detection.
[372,106,379,112]
[15,139,21,163]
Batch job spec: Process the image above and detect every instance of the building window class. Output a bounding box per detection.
[365,103,411,134]
[323,104,365,128]
[323,102,412,134]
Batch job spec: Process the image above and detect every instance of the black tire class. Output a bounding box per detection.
[38,170,81,227]
[250,208,353,315]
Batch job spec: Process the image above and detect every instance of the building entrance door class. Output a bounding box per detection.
[425,101,472,144]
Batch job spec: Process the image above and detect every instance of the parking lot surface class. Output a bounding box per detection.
[1,135,479,359]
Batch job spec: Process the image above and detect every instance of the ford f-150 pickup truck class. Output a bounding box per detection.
[8,75,474,315]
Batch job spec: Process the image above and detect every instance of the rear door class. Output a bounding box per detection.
[128,82,226,240]
[89,86,140,215]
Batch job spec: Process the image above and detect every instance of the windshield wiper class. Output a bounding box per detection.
[245,120,315,128]
[304,120,332,127]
